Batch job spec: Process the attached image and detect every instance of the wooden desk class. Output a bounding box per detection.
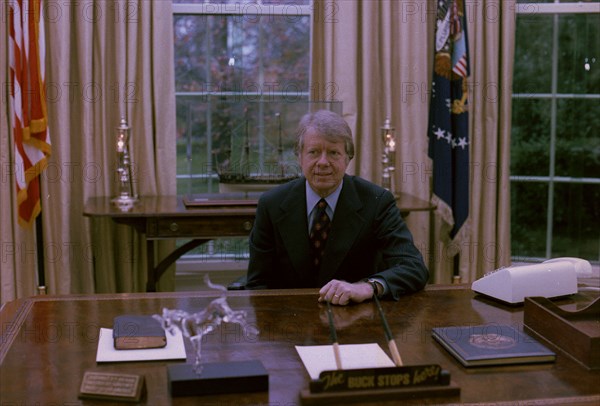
[83,193,435,292]
[1,286,598,404]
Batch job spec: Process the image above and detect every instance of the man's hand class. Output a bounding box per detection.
[318,279,374,305]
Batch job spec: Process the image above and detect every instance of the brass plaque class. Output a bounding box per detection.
[79,371,145,402]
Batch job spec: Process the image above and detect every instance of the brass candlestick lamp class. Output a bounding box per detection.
[112,117,138,211]
[381,118,396,193]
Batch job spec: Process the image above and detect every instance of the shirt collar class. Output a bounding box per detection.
[305,179,343,215]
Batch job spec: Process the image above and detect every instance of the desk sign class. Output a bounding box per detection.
[302,364,459,405]
[79,371,145,402]
[309,364,449,393]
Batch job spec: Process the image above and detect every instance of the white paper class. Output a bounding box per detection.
[295,343,395,380]
[96,328,187,363]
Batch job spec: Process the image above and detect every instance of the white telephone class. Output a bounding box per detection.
[471,257,592,305]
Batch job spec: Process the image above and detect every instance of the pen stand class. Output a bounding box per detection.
[300,364,460,405]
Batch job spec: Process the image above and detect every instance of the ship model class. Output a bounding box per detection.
[214,113,300,186]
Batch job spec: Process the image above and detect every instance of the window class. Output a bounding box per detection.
[172,0,313,264]
[511,1,599,262]
[173,0,313,195]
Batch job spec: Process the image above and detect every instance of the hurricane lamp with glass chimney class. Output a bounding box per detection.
[111,117,138,211]
[380,118,396,193]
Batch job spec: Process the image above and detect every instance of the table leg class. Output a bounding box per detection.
[146,239,211,292]
[146,239,156,292]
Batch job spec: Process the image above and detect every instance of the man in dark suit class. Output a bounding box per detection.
[246,110,428,305]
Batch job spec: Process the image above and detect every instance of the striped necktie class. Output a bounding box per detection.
[309,198,331,271]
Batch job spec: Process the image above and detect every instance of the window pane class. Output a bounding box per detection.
[176,98,215,193]
[552,183,599,260]
[183,238,250,260]
[510,98,551,176]
[557,14,600,94]
[174,16,209,91]
[174,14,309,92]
[514,14,553,94]
[260,17,310,88]
[511,183,548,258]
[555,99,600,177]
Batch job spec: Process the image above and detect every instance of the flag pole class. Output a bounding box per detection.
[452,254,461,284]
[36,186,46,295]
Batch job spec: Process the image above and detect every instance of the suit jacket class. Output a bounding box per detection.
[246,175,429,299]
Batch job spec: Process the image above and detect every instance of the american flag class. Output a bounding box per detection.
[9,0,51,227]
[428,0,470,241]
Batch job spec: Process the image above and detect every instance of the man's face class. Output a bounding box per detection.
[299,129,350,197]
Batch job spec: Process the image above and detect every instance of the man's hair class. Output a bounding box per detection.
[294,110,355,160]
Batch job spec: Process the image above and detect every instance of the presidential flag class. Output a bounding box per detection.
[9,0,51,227]
[428,0,470,242]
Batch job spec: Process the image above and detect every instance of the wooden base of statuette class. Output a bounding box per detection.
[300,364,460,405]
[79,371,146,403]
[168,360,269,397]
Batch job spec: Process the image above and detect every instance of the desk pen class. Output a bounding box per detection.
[326,300,343,370]
[373,294,403,366]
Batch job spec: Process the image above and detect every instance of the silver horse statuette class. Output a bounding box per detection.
[153,276,259,374]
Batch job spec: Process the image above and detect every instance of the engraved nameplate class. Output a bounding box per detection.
[79,371,145,402]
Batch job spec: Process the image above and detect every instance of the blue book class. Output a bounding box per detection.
[432,325,556,367]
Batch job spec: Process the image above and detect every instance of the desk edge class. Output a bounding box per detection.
[0,298,33,364]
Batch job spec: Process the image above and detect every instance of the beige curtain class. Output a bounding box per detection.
[1,0,176,302]
[311,0,514,283]
[463,0,515,282]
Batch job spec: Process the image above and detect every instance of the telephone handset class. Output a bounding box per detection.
[471,257,591,304]
[541,257,592,277]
